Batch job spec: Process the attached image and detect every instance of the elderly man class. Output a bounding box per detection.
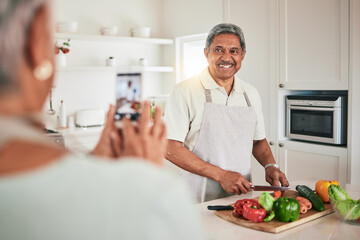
[164,23,289,203]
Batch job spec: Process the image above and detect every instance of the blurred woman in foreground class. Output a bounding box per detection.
[0,1,206,239]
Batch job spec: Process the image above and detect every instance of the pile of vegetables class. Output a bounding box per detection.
[232,180,359,224]
[328,184,360,222]
[234,192,302,223]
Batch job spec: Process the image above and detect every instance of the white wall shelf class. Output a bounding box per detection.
[56,66,174,73]
[55,33,174,45]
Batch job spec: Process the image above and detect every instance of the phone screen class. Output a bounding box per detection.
[115,72,142,121]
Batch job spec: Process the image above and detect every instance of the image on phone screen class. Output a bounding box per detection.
[115,72,142,121]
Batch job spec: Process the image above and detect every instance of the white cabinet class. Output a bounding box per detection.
[279,0,349,90]
[252,140,348,186]
[278,141,348,186]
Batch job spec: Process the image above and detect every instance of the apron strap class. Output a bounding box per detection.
[205,89,212,103]
[243,91,252,107]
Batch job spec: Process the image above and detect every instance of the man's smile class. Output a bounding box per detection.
[217,62,235,68]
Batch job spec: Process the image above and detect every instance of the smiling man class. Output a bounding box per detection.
[164,23,289,203]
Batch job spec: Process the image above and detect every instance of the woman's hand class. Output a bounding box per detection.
[91,105,122,158]
[121,101,167,166]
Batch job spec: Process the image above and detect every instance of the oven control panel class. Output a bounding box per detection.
[286,96,343,108]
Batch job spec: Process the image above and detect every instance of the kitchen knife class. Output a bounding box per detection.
[207,205,234,211]
[251,185,290,191]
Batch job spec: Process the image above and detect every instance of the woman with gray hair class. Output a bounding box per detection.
[0,1,206,239]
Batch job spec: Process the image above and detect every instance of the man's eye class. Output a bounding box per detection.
[214,48,223,53]
[230,49,239,54]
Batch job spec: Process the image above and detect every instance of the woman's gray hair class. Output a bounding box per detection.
[205,23,246,54]
[0,0,49,93]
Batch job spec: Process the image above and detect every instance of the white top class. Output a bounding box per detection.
[0,155,207,240]
[164,68,266,151]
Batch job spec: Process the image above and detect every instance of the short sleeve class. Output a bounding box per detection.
[164,86,190,143]
[249,88,266,140]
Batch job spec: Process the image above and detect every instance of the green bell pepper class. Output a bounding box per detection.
[273,197,300,222]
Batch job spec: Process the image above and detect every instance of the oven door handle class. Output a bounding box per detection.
[288,106,335,111]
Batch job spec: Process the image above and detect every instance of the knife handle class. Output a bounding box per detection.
[207,205,234,211]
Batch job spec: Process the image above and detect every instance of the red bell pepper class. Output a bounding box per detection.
[234,199,261,216]
[242,203,267,223]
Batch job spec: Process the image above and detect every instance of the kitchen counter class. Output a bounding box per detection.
[57,126,104,153]
[197,181,360,240]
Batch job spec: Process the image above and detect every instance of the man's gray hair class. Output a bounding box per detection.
[205,23,246,53]
[0,0,49,93]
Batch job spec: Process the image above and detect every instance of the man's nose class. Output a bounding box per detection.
[220,51,233,61]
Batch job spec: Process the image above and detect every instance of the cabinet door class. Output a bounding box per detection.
[278,141,347,186]
[279,0,349,90]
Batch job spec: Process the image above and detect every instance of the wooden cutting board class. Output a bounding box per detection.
[213,190,334,233]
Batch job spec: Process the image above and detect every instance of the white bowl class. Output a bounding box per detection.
[131,27,151,38]
[56,22,78,33]
[100,26,118,36]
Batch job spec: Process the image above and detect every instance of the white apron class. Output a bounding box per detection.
[181,88,257,203]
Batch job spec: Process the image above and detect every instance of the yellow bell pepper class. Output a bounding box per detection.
[315,180,339,203]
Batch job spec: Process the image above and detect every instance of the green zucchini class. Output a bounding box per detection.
[296,185,324,211]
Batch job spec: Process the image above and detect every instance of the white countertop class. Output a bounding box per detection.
[56,126,104,136]
[197,181,360,240]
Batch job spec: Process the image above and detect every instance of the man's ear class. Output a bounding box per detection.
[204,48,209,58]
[26,6,50,69]
[241,50,246,60]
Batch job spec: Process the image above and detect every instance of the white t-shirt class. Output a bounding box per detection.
[164,68,266,151]
[0,155,207,240]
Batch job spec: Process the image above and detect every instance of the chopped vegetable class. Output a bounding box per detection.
[242,203,267,223]
[328,184,353,201]
[258,192,275,213]
[273,197,300,222]
[296,196,312,210]
[263,211,275,222]
[315,180,339,202]
[298,201,308,214]
[274,191,282,199]
[234,199,261,216]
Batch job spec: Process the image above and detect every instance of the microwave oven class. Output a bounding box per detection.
[286,95,347,145]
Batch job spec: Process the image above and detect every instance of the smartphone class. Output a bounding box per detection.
[114,71,142,123]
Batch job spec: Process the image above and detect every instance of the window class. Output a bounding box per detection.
[176,34,208,83]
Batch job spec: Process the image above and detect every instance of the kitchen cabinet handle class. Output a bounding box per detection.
[269,141,274,145]
[279,83,285,88]
[279,143,284,147]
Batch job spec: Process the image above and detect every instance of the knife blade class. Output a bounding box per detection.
[207,205,234,211]
[251,185,290,191]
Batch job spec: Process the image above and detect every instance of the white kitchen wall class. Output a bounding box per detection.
[45,0,167,129]
[53,0,163,37]
[161,0,224,91]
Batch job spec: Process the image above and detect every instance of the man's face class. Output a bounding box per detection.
[204,33,246,82]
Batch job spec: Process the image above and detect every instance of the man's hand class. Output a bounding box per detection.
[218,170,252,195]
[265,167,289,187]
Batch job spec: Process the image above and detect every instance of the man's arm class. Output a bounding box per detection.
[252,138,289,187]
[166,140,252,194]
